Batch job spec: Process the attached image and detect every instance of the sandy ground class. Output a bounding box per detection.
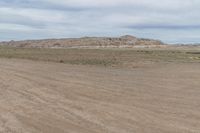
[0,58,200,133]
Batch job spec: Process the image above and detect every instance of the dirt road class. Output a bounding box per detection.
[0,58,200,133]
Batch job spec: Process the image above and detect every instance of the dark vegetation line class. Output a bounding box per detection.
[0,46,199,67]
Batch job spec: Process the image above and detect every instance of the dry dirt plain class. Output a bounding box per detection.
[0,48,200,133]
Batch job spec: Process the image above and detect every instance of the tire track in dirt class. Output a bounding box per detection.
[0,58,200,133]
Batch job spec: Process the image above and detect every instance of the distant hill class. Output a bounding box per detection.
[0,35,165,48]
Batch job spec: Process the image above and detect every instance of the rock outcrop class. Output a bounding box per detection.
[0,35,165,48]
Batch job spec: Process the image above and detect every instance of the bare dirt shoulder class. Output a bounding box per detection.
[0,58,199,133]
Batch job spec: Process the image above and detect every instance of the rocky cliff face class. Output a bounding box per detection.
[0,35,165,48]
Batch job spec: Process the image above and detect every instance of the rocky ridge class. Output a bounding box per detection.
[0,35,165,48]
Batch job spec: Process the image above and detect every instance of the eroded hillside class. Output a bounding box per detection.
[0,35,165,48]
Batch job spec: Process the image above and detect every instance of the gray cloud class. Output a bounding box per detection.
[1,0,200,43]
[125,24,200,30]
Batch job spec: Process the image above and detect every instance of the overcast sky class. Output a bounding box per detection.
[1,0,200,43]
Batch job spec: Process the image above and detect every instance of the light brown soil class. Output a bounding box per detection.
[0,58,200,133]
